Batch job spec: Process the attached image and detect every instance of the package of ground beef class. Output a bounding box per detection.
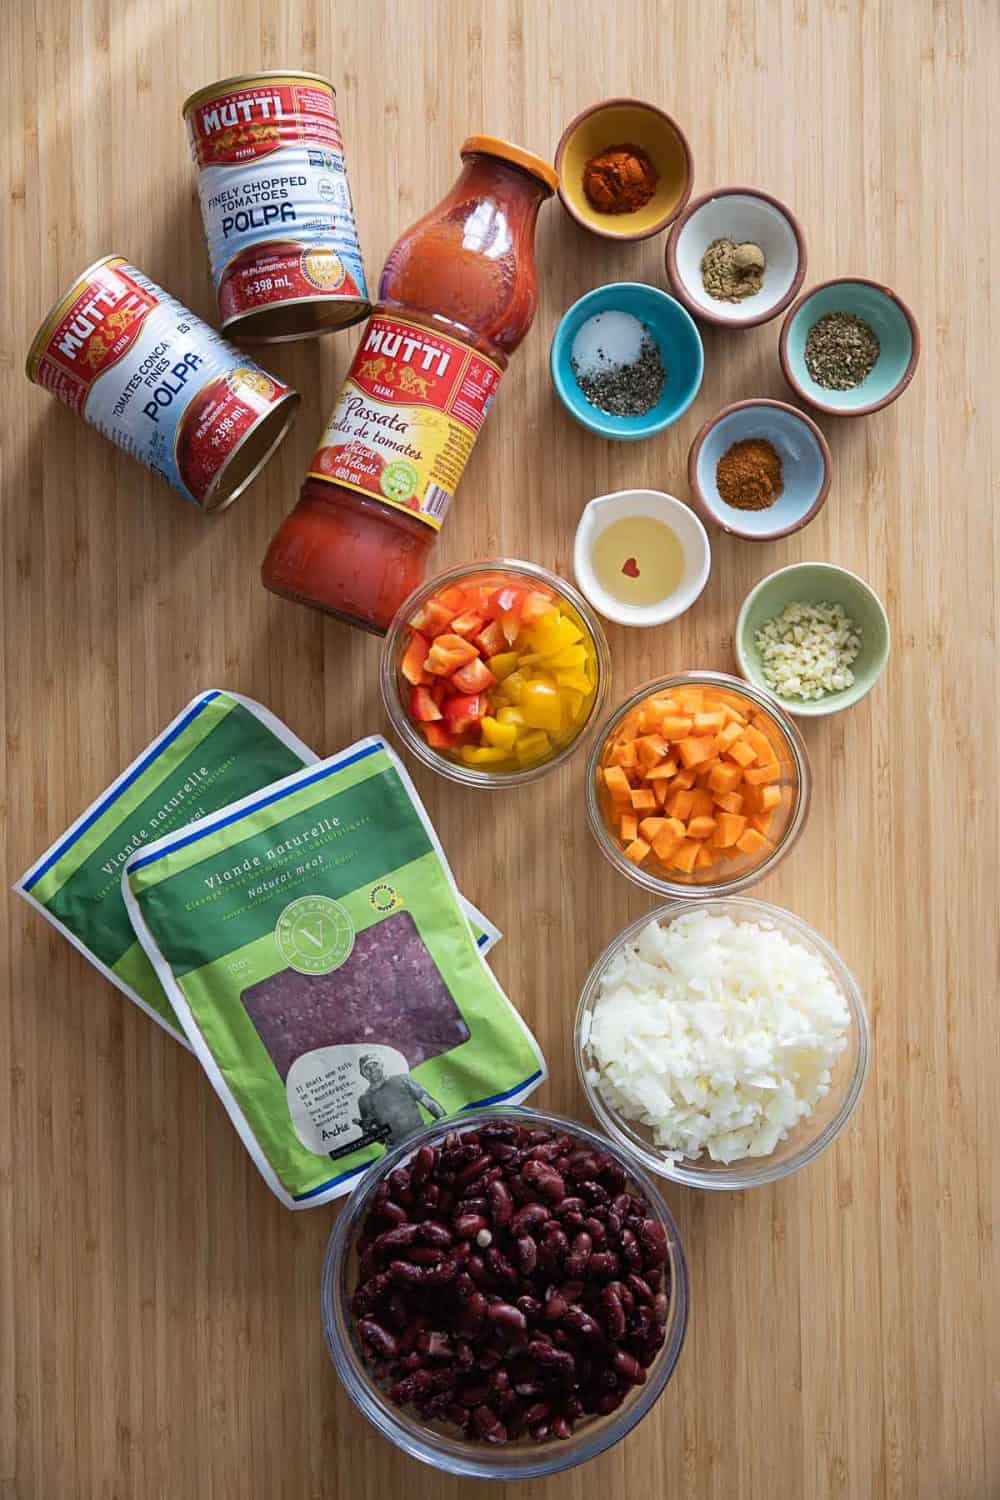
[16,696,498,1047]
[122,737,543,1208]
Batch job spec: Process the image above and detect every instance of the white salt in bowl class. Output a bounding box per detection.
[666,187,807,329]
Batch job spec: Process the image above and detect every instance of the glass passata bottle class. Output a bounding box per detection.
[261,136,558,634]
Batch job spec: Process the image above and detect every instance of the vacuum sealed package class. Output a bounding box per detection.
[16,695,498,1047]
[123,737,544,1208]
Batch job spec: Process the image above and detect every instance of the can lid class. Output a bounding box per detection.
[182,70,335,119]
[460,136,558,194]
[25,254,125,384]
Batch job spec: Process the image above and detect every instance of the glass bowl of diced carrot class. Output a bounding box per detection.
[587,671,811,893]
[381,559,611,787]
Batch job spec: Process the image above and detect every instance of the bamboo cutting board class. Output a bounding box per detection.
[2,1,998,1497]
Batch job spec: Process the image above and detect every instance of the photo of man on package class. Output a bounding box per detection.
[353,1054,446,1146]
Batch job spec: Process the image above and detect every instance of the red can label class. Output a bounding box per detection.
[30,258,294,505]
[185,77,368,330]
[309,314,503,529]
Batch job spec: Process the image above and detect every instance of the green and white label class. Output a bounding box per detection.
[275,895,354,975]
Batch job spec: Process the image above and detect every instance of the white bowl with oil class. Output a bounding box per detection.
[573,488,711,628]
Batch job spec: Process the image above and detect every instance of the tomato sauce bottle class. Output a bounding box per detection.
[261,136,558,633]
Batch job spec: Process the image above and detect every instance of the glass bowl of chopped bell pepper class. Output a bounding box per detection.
[382,560,611,787]
[586,671,811,895]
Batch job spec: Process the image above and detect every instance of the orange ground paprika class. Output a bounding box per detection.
[582,143,658,214]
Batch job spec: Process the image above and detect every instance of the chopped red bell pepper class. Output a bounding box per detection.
[425,633,479,676]
[520,589,557,625]
[421,722,455,750]
[451,657,496,694]
[400,631,432,686]
[474,619,506,657]
[409,598,455,638]
[442,692,485,734]
[460,583,495,614]
[436,585,467,614]
[486,585,526,621]
[449,611,486,639]
[409,685,443,722]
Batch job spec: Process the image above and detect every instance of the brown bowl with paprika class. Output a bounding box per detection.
[687,399,832,541]
[555,100,693,241]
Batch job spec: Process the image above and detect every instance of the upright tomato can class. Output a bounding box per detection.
[26,255,300,511]
[183,71,370,342]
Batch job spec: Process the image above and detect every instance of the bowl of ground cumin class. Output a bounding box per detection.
[687,399,832,540]
[555,99,693,241]
[666,187,807,329]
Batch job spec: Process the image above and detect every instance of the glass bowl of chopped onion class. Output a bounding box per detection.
[586,671,811,897]
[575,898,870,1190]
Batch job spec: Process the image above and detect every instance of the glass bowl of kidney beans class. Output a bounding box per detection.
[322,1107,688,1479]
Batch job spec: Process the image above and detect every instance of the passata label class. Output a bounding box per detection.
[186,79,368,326]
[308,314,503,528]
[32,258,292,505]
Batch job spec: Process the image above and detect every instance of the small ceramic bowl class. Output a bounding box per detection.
[666,187,806,328]
[735,562,891,717]
[555,98,693,241]
[687,399,831,540]
[550,283,704,440]
[573,488,711,627]
[779,278,920,416]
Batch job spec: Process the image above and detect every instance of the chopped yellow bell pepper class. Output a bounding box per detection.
[481,716,518,750]
[502,669,526,704]
[459,745,510,765]
[487,651,520,680]
[548,644,588,669]
[514,730,550,762]
[554,668,592,695]
[519,678,563,732]
[525,613,582,658]
[496,706,526,726]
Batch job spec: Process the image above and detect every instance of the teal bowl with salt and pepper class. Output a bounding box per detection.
[779,277,920,417]
[550,283,704,440]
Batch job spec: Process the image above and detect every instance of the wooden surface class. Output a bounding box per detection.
[2,1,998,1496]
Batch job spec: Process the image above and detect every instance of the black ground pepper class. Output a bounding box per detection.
[571,334,665,417]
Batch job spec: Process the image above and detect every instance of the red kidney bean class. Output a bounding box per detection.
[416,1184,439,1214]
[551,1415,572,1440]
[456,1154,490,1190]
[564,1231,592,1279]
[585,1216,607,1245]
[510,1202,549,1237]
[544,1294,567,1323]
[374,1223,422,1256]
[453,1212,488,1240]
[613,1349,647,1386]
[530,1420,550,1442]
[579,1180,609,1206]
[358,1318,398,1359]
[625,1272,654,1305]
[418,1220,452,1250]
[646,1265,664,1291]
[598,1286,626,1341]
[406,1247,443,1266]
[387,1167,412,1202]
[459,1382,490,1406]
[552,1196,586,1220]
[487,1179,513,1227]
[621,1228,643,1272]
[587,1252,620,1280]
[375,1199,408,1227]
[522,1160,565,1201]
[566,1151,599,1181]
[486,1301,527,1337]
[596,1388,624,1415]
[653,1293,669,1326]
[524,1399,552,1424]
[472,1404,507,1443]
[516,1294,542,1321]
[410,1144,436,1186]
[639,1217,668,1264]
[563,1306,603,1344]
[607,1280,635,1314]
[558,1279,585,1303]
[513,1234,538,1275]
[486,1247,518,1288]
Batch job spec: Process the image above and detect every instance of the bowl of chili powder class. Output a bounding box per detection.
[686,398,832,541]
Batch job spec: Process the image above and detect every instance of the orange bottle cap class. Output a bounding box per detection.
[461,135,558,194]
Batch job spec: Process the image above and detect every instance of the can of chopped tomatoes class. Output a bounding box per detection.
[26,255,300,510]
[183,71,370,341]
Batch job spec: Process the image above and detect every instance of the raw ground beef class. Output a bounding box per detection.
[242,911,470,1079]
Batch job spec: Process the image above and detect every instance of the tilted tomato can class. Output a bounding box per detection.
[26,255,300,511]
[183,71,370,342]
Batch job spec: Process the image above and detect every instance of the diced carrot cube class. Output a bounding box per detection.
[707,761,743,795]
[674,688,704,714]
[677,736,716,769]
[713,812,748,847]
[635,734,670,768]
[652,779,669,806]
[639,816,669,842]
[742,725,777,765]
[686,815,718,840]
[688,788,716,818]
[760,784,781,810]
[620,813,638,843]
[659,715,694,740]
[721,703,748,726]
[714,721,745,753]
[695,843,718,869]
[650,817,686,858]
[751,811,774,835]
[645,759,678,781]
[713,791,744,814]
[609,740,638,770]
[728,738,757,767]
[630,788,657,812]
[668,840,700,873]
[693,710,726,735]
[665,789,695,820]
[604,765,632,803]
[736,828,768,855]
[623,838,651,865]
[673,768,696,790]
[744,762,780,785]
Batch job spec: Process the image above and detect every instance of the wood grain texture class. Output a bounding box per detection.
[2,1,998,1496]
